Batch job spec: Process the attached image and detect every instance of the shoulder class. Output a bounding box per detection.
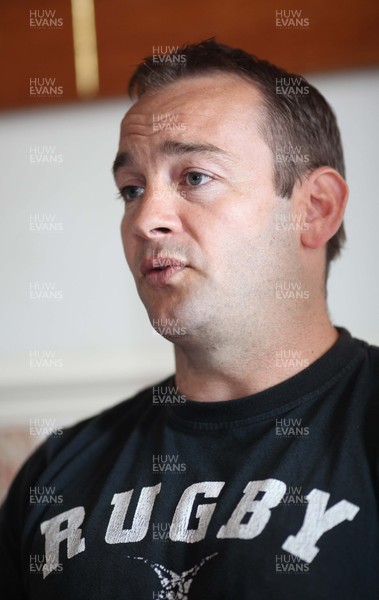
[351,333,379,386]
[1,377,171,508]
[48,376,172,461]
[349,335,379,466]
[344,332,379,420]
[365,340,379,371]
[336,326,379,383]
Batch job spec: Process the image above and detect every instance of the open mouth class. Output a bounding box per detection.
[151,262,183,272]
[140,257,187,285]
[149,263,185,276]
[141,257,186,275]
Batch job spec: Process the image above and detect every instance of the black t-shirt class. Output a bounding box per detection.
[1,328,378,599]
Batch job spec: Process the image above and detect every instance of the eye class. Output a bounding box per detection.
[184,172,212,187]
[118,185,144,202]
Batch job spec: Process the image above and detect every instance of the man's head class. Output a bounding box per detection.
[128,39,347,268]
[113,41,348,346]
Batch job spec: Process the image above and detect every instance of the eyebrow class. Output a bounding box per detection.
[112,140,230,176]
[160,139,229,158]
[112,151,132,176]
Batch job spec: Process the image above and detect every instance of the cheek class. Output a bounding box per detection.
[219,203,277,269]
[120,217,135,268]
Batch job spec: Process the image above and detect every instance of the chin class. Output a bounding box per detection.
[145,295,211,342]
[156,329,189,343]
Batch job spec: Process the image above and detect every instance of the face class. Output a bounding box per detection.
[114,73,297,345]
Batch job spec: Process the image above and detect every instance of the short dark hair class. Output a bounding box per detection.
[129,39,346,271]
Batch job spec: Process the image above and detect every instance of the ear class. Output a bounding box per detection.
[299,167,349,251]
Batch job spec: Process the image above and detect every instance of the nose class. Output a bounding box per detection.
[130,182,183,239]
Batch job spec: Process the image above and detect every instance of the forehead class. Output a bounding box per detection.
[119,73,265,145]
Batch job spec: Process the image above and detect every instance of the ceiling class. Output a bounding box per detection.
[1,0,378,110]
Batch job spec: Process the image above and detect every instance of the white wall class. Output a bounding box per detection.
[0,69,378,426]
[310,70,379,345]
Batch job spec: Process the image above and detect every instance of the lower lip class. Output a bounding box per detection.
[144,265,186,287]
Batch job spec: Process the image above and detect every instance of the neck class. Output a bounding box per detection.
[174,309,338,402]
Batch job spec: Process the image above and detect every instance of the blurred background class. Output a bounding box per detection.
[0,0,378,501]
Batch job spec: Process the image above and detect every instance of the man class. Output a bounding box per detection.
[0,40,378,599]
